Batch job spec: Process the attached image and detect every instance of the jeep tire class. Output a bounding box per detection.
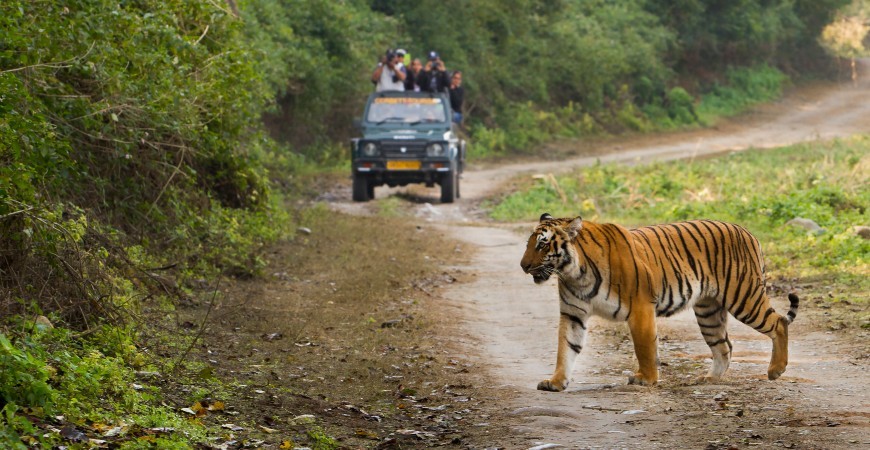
[456,175,461,198]
[352,173,370,202]
[440,170,457,204]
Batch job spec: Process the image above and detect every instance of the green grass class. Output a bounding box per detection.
[0,324,209,449]
[696,65,789,123]
[490,136,869,300]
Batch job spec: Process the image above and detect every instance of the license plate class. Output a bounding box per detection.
[386,160,421,170]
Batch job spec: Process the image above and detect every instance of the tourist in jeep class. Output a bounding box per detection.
[404,58,424,92]
[371,49,405,92]
[420,51,450,93]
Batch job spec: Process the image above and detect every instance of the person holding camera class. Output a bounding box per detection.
[371,49,406,92]
[395,48,408,74]
[419,51,450,93]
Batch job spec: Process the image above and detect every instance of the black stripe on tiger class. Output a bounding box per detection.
[786,293,800,324]
[695,304,722,318]
[562,312,587,330]
[684,221,713,292]
[696,220,722,282]
[566,340,583,354]
[753,307,776,332]
[741,284,768,323]
[706,337,729,347]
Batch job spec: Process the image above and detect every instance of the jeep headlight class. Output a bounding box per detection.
[426,143,445,157]
[362,142,379,157]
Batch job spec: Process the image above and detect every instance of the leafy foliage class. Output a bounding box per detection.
[226,0,851,155]
[818,1,870,81]
[695,64,789,122]
[1,0,286,322]
[0,334,54,411]
[3,0,270,215]
[1,2,289,442]
[0,328,208,448]
[240,0,398,147]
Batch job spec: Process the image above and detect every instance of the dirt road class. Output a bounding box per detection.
[443,226,868,449]
[336,69,870,448]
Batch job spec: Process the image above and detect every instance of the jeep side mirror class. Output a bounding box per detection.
[352,118,362,130]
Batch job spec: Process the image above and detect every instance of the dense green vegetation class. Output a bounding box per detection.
[255,0,847,156]
[491,137,869,299]
[1,0,285,447]
[0,0,862,447]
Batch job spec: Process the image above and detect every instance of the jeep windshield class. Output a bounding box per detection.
[366,96,447,124]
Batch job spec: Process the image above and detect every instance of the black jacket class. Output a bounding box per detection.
[449,86,464,113]
[419,69,450,93]
[404,70,423,92]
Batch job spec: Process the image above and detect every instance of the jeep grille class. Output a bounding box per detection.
[381,141,427,158]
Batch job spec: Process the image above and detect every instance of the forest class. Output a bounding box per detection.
[0,0,863,448]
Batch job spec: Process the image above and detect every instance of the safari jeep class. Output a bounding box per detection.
[351,91,466,203]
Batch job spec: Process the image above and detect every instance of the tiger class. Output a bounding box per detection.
[520,213,799,392]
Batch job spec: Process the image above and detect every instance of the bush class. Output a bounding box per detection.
[666,87,698,124]
[1,0,290,325]
[0,334,54,411]
[697,65,789,121]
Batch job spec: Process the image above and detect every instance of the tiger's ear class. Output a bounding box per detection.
[566,216,583,238]
[539,213,554,222]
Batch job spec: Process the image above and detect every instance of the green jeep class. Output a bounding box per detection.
[351,91,466,203]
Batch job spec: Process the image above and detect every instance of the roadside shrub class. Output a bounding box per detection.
[698,65,789,121]
[666,87,698,124]
[0,334,54,411]
[469,124,508,159]
[0,404,38,450]
[1,0,290,326]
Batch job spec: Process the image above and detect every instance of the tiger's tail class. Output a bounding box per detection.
[785,293,799,324]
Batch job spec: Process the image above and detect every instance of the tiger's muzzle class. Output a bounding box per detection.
[521,263,553,284]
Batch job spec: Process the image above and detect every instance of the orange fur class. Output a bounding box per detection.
[521,214,799,392]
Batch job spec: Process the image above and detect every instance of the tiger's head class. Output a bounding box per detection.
[520,213,583,284]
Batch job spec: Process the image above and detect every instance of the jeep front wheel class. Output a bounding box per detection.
[440,171,457,204]
[352,173,370,202]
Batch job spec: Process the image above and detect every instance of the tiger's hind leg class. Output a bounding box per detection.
[765,315,789,380]
[729,291,791,380]
[693,297,732,381]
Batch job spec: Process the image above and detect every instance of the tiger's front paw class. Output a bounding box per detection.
[627,372,657,386]
[537,378,568,392]
[767,365,786,380]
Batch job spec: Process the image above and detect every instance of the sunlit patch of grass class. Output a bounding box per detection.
[376,196,403,217]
